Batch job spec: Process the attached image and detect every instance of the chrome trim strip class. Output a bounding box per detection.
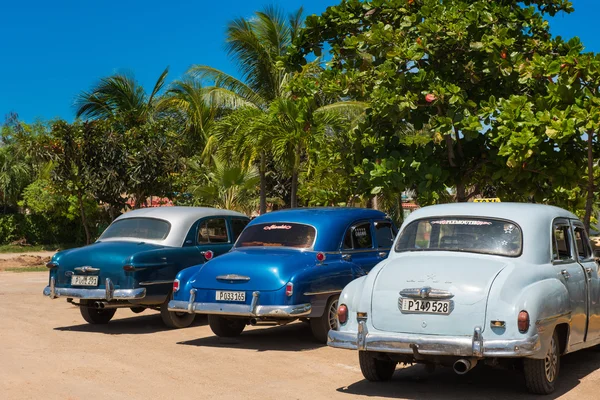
[74,266,100,273]
[303,289,342,296]
[168,300,311,318]
[399,287,454,299]
[139,280,173,286]
[43,285,146,300]
[216,274,251,282]
[327,329,540,357]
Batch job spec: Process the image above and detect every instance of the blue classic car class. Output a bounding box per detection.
[168,207,396,342]
[43,207,249,328]
[328,203,600,394]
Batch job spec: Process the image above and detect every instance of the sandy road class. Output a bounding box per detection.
[0,271,599,400]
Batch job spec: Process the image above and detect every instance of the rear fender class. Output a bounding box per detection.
[338,275,368,332]
[486,276,569,359]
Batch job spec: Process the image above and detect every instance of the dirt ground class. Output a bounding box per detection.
[0,251,54,270]
[0,271,599,400]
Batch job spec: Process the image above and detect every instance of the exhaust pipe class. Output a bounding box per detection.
[93,301,131,309]
[453,358,478,375]
[249,318,278,326]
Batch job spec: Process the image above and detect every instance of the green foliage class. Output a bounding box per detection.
[0,213,85,245]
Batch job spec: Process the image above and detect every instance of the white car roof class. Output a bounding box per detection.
[101,207,247,247]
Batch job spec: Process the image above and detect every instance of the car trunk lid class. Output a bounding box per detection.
[371,252,507,336]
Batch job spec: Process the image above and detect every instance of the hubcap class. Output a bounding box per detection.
[328,298,339,330]
[545,336,558,383]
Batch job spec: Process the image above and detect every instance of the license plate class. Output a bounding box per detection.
[400,298,451,314]
[71,275,99,286]
[215,291,246,302]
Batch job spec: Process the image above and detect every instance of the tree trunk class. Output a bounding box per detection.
[77,191,91,244]
[259,152,267,215]
[290,145,301,208]
[456,183,467,203]
[584,130,595,234]
[372,195,379,210]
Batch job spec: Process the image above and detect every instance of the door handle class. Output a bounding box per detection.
[585,267,593,279]
[342,254,352,261]
[378,252,388,258]
[561,269,571,280]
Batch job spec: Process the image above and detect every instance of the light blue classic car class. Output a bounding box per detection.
[43,207,249,328]
[169,207,396,342]
[328,203,600,394]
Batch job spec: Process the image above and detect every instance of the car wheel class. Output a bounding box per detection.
[79,300,116,324]
[208,315,246,337]
[310,295,339,343]
[130,307,146,314]
[358,351,396,381]
[524,330,560,394]
[160,294,195,329]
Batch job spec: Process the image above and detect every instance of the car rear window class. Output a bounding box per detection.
[236,223,316,249]
[100,218,171,241]
[395,217,522,257]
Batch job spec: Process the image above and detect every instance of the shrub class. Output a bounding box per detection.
[0,214,86,245]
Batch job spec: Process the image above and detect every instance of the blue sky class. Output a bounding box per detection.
[2,0,599,123]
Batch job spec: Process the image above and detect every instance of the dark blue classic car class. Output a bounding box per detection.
[168,208,396,342]
[43,207,249,328]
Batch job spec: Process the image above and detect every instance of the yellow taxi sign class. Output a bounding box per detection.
[473,198,501,203]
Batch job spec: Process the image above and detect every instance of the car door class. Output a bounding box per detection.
[373,220,396,260]
[341,221,380,272]
[552,219,588,347]
[570,220,600,342]
[197,217,233,256]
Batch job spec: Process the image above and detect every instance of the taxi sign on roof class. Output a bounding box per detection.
[473,198,501,203]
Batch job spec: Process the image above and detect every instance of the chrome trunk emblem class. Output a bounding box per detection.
[399,287,454,299]
[216,274,251,282]
[74,266,100,273]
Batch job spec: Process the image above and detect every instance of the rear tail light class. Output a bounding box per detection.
[337,304,348,325]
[518,310,530,333]
[46,262,58,269]
[123,265,135,272]
[316,252,326,262]
[285,282,294,297]
[204,250,214,261]
[173,279,180,293]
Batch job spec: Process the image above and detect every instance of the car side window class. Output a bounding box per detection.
[198,218,229,244]
[343,222,373,250]
[552,224,573,262]
[573,225,592,260]
[374,221,395,248]
[231,219,249,241]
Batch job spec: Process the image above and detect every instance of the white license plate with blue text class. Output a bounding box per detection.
[71,275,99,286]
[216,291,246,302]
[400,298,451,314]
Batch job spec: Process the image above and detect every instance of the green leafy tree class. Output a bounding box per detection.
[289,0,575,206]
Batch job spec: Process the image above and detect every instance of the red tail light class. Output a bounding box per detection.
[123,265,135,272]
[46,262,58,269]
[518,310,530,333]
[173,279,180,293]
[285,282,294,297]
[337,304,348,325]
[204,250,214,261]
[316,252,326,262]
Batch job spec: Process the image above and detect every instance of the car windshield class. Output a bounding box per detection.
[99,218,171,241]
[395,217,522,257]
[236,223,316,249]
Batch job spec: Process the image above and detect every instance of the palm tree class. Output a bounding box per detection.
[74,67,169,129]
[189,157,260,214]
[157,78,219,156]
[0,146,31,213]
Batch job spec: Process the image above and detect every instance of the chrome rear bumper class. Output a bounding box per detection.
[43,277,146,301]
[328,326,540,358]
[168,289,311,318]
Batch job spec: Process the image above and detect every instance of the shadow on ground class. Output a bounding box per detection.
[336,350,600,399]
[178,321,323,352]
[54,311,207,335]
